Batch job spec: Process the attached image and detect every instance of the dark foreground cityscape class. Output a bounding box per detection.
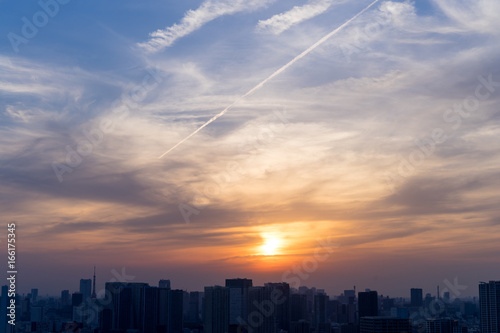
[1,277,499,333]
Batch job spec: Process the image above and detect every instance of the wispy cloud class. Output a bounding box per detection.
[257,0,335,35]
[431,0,500,34]
[138,0,275,53]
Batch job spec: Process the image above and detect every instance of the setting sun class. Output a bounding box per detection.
[259,233,282,256]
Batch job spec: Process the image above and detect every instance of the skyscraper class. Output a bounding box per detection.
[104,282,150,331]
[61,290,70,306]
[188,291,202,323]
[248,286,274,333]
[204,286,229,333]
[264,282,290,333]
[80,279,92,301]
[31,288,38,303]
[314,293,329,328]
[169,289,184,333]
[358,291,378,319]
[226,278,252,333]
[142,286,159,333]
[479,281,500,333]
[159,279,171,289]
[411,288,423,307]
[290,294,307,322]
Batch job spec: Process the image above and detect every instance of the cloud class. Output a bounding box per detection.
[432,0,500,34]
[3,0,500,295]
[257,0,335,35]
[138,0,275,53]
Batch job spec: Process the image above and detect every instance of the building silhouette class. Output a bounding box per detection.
[359,291,378,319]
[204,286,230,333]
[426,318,465,333]
[479,281,500,333]
[188,291,203,323]
[226,278,252,333]
[411,288,423,307]
[79,279,92,301]
[290,294,308,323]
[314,292,329,329]
[264,282,290,332]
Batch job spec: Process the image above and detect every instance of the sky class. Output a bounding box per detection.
[0,0,499,298]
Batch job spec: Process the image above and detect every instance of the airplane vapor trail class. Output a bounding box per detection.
[159,0,380,159]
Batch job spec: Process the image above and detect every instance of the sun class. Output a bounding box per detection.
[259,233,282,256]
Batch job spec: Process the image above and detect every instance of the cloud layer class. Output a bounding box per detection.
[1,0,500,295]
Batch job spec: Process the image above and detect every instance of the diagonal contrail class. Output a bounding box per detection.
[159,0,380,159]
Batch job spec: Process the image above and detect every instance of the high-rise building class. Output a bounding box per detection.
[104,282,150,331]
[479,281,500,333]
[188,291,202,323]
[360,317,411,333]
[248,286,274,333]
[314,293,330,328]
[80,279,92,301]
[290,294,308,322]
[411,289,423,307]
[204,286,229,333]
[142,286,159,333]
[426,318,465,333]
[31,288,38,303]
[226,278,252,332]
[264,282,290,332]
[159,280,171,289]
[61,290,70,306]
[169,289,184,333]
[359,291,378,319]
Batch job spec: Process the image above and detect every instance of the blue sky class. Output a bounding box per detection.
[1,0,500,297]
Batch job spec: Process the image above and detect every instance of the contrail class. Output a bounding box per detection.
[159,0,380,159]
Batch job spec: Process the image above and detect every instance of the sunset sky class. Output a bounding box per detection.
[1,0,499,297]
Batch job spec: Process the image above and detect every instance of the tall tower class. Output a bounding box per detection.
[91,266,97,299]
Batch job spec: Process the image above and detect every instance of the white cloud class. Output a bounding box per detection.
[432,0,500,34]
[138,0,275,53]
[257,0,334,35]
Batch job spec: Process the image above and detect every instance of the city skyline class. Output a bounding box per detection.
[1,0,500,302]
[15,269,482,300]
[3,278,492,333]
